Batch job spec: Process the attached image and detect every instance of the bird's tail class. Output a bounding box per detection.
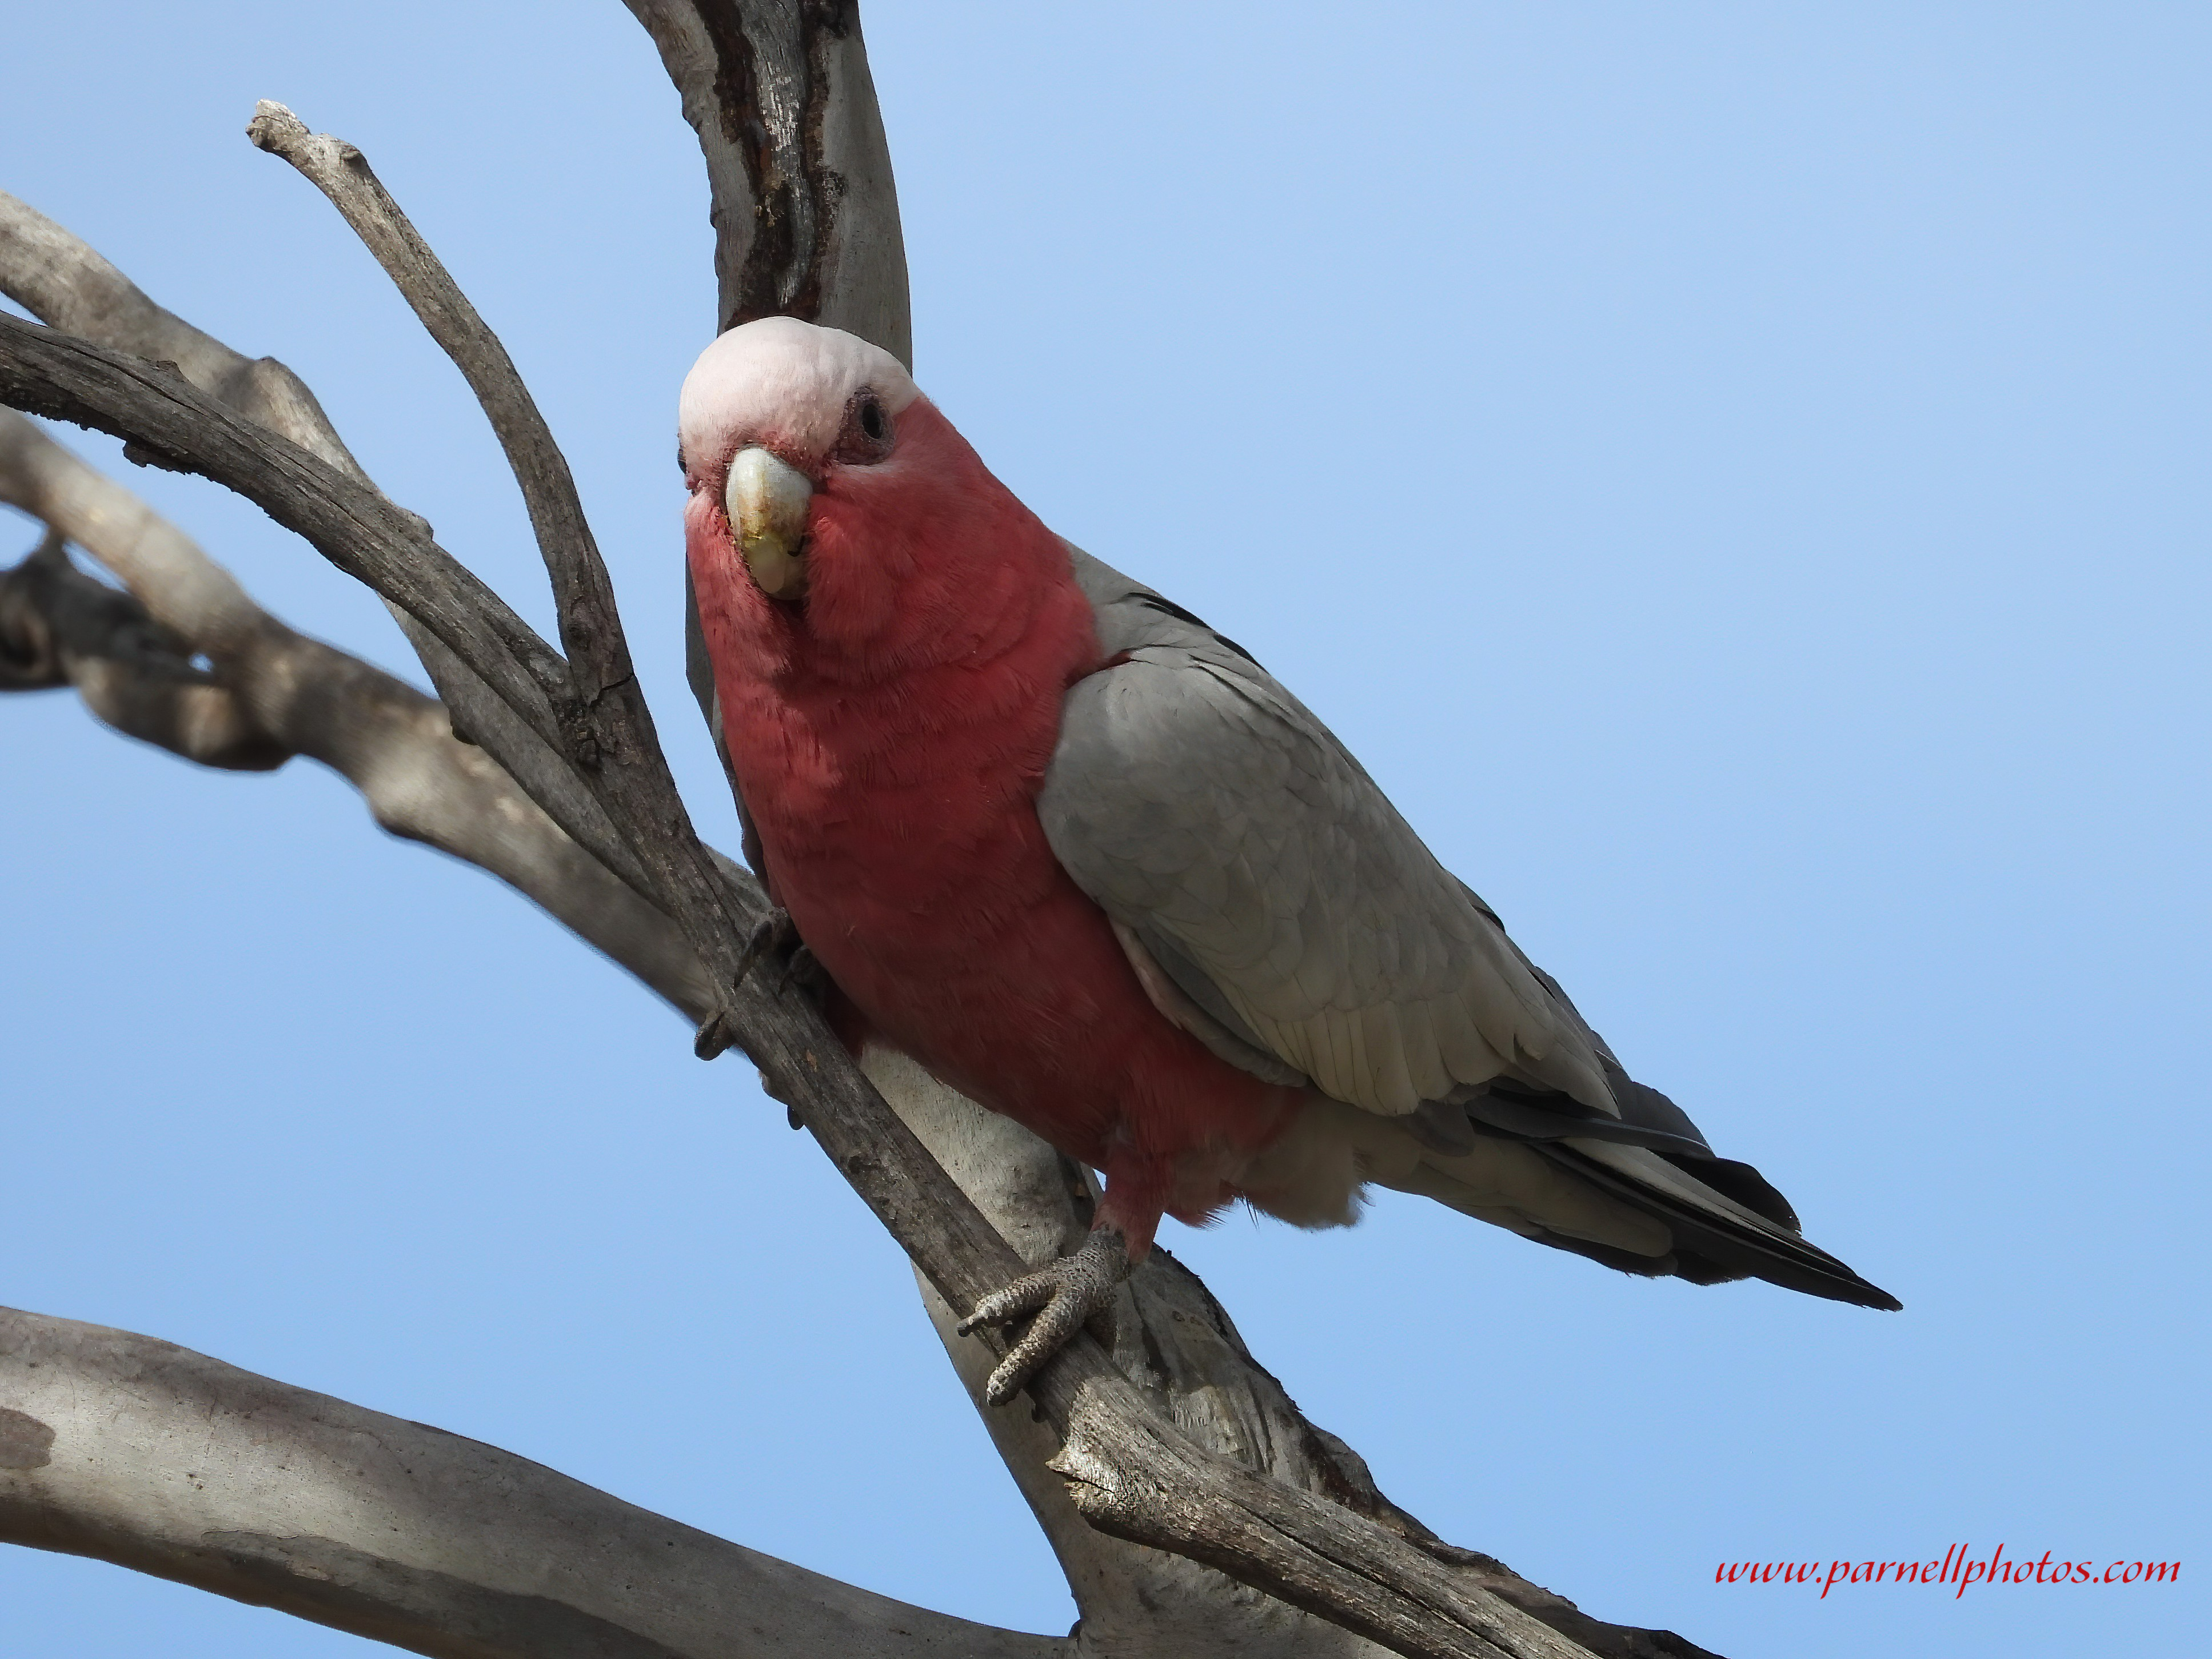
[1530,1136,1902,1310]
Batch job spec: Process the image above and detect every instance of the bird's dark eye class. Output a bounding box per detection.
[836,389,895,463]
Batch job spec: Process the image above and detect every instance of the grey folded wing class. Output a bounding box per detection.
[1039,545,1618,1120]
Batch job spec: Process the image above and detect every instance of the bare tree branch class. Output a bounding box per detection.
[880,1055,1712,1659]
[238,103,746,992]
[0,412,710,1015]
[0,6,1726,1652]
[0,190,365,476]
[623,0,912,359]
[0,524,283,768]
[0,1305,1066,1659]
[241,105,773,1069]
[0,313,664,886]
[0,184,636,919]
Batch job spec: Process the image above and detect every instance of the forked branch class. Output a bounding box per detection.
[241,101,756,1002]
[0,6,1726,1654]
[0,410,708,1012]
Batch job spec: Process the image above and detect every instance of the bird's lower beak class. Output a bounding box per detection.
[726,446,814,601]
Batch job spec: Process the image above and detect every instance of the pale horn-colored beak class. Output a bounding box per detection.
[725,446,814,601]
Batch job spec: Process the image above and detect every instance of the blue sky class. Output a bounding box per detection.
[3,5,2206,1656]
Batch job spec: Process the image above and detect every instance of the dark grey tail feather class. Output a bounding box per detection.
[1531,1143,1902,1311]
[1527,1230,1684,1280]
[1462,1087,1715,1160]
[1654,1151,1800,1232]
[1530,1229,1751,1287]
[1454,1063,1724,1162]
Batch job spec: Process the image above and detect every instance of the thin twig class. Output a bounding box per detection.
[243,103,624,695]
[0,316,654,898]
[245,101,762,1050]
[0,184,630,912]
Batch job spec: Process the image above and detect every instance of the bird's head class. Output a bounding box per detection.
[678,317,1069,678]
[678,316,921,606]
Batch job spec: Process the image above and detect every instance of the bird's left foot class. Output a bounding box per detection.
[736,905,826,998]
[699,907,828,1059]
[957,1227,1131,1406]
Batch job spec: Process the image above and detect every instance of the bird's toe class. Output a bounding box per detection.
[959,1227,1131,1406]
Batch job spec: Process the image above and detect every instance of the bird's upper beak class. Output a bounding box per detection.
[725,446,814,601]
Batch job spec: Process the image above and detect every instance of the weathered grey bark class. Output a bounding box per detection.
[623,0,913,360]
[0,5,1724,1658]
[0,1306,1065,1659]
[871,1055,1715,1659]
[0,184,656,905]
[242,100,760,1021]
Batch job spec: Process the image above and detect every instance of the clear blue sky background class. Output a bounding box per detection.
[3,5,2206,1657]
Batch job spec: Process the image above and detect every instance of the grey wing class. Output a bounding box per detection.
[1040,546,1618,1120]
[1042,546,1901,1315]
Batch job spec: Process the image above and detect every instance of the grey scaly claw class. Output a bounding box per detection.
[734,907,797,987]
[957,1227,1131,1406]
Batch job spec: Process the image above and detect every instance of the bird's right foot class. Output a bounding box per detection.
[957,1226,1132,1406]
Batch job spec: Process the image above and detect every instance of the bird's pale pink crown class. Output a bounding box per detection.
[678,316,920,484]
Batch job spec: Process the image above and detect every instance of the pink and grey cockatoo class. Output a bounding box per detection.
[680,318,1898,1404]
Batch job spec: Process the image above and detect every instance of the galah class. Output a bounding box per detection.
[680,318,1898,1404]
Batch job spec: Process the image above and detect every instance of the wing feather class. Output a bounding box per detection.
[1041,547,1611,1119]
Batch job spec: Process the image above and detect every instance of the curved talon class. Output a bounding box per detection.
[735,907,797,988]
[777,942,826,998]
[957,1227,1131,1406]
[692,1008,736,1061]
[737,908,826,1001]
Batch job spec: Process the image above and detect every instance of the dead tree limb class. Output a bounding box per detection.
[0,1305,1063,1659]
[0,5,1726,1656]
[622,0,912,357]
[0,410,708,1012]
[241,100,757,1008]
[0,184,643,903]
